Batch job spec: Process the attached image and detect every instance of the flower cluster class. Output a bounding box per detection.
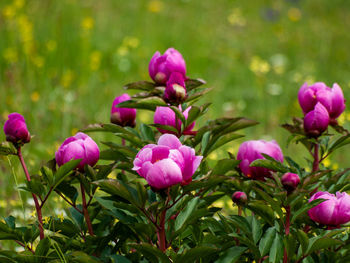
[298,82,345,136]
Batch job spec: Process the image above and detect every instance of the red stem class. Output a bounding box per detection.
[80,183,94,236]
[122,138,126,146]
[17,148,44,240]
[157,209,167,252]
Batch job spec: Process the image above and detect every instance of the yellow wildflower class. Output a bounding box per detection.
[3,48,18,63]
[31,92,40,102]
[57,213,64,223]
[227,8,246,27]
[14,0,25,9]
[43,216,50,224]
[90,51,102,71]
[148,0,163,13]
[46,40,57,52]
[117,46,129,56]
[2,5,16,19]
[81,16,94,30]
[32,56,45,68]
[249,56,270,75]
[30,210,36,218]
[61,70,74,88]
[288,8,301,22]
[124,36,139,49]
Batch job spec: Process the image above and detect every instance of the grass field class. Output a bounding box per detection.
[1,0,350,232]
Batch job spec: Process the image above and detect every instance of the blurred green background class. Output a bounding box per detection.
[1,0,350,238]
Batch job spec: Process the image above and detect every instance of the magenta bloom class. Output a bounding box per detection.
[298,82,345,120]
[281,172,300,192]
[303,102,329,136]
[232,191,248,205]
[308,191,350,226]
[132,134,202,189]
[110,93,137,127]
[163,72,187,104]
[149,48,186,85]
[55,132,100,171]
[154,106,195,135]
[3,113,31,144]
[237,140,284,180]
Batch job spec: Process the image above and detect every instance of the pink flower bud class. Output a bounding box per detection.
[148,48,186,85]
[308,191,350,226]
[281,172,300,192]
[132,134,202,189]
[232,191,248,205]
[154,106,195,135]
[237,140,284,180]
[163,72,187,104]
[298,82,345,120]
[303,102,329,137]
[110,93,137,127]
[55,132,100,171]
[3,113,31,145]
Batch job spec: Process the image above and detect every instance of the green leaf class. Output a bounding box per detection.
[70,251,102,263]
[35,237,51,263]
[175,246,217,263]
[216,247,247,263]
[151,124,179,134]
[250,158,289,173]
[123,80,156,91]
[259,227,276,256]
[251,216,262,245]
[253,187,283,219]
[186,88,212,102]
[185,78,206,91]
[175,197,200,231]
[0,143,16,156]
[117,96,167,111]
[269,234,283,263]
[52,159,81,189]
[212,159,240,175]
[297,229,309,254]
[247,201,275,226]
[227,215,251,236]
[129,243,170,263]
[306,237,343,255]
[328,134,350,154]
[4,216,15,229]
[110,255,132,263]
[185,106,201,127]
[291,198,326,223]
[201,131,211,155]
[204,133,244,156]
[94,179,140,206]
[170,106,186,125]
[140,124,155,141]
